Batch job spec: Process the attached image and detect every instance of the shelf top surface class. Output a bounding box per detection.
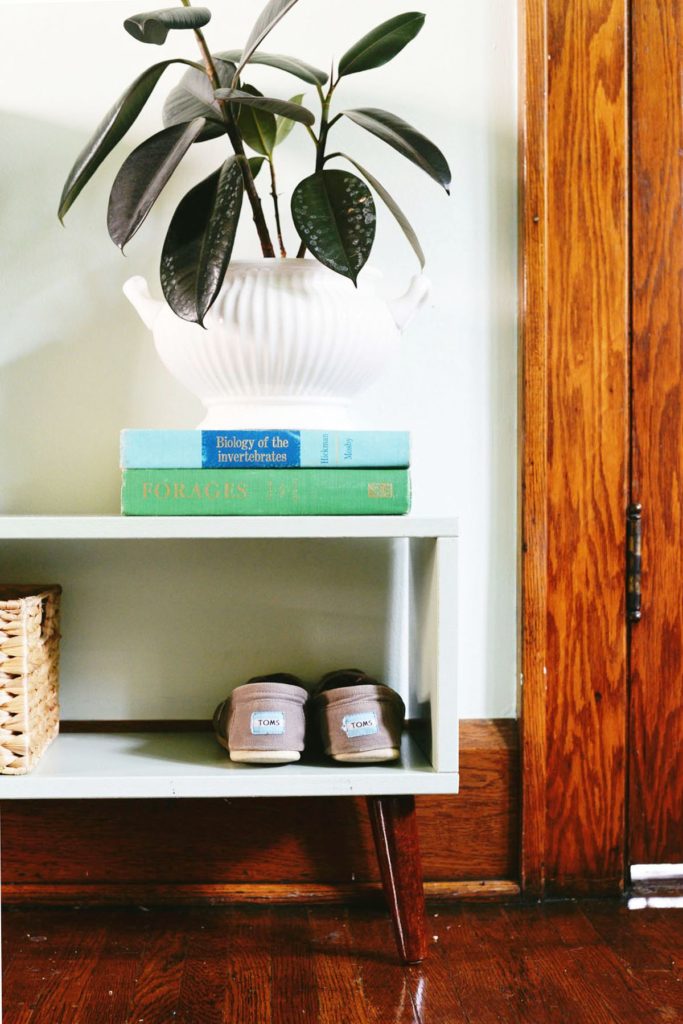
[0,731,458,799]
[0,514,459,540]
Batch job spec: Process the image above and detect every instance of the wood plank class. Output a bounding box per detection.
[173,922,231,1024]
[67,909,150,1024]
[520,0,630,896]
[519,0,550,904]
[556,927,669,1021]
[430,904,529,1022]
[218,908,273,1024]
[2,1008,33,1024]
[7,910,108,1024]
[502,902,671,1023]
[124,913,185,1024]
[355,910,424,1024]
[1,879,520,906]
[270,908,320,1024]
[306,909,371,1024]
[1,909,87,1024]
[0,719,517,903]
[582,900,683,976]
[611,908,683,1015]
[391,918,472,1024]
[629,0,683,864]
[4,902,682,1024]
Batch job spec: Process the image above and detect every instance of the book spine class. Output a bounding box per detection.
[121,469,410,516]
[120,430,410,469]
[120,430,202,469]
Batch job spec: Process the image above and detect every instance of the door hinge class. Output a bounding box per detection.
[627,503,642,622]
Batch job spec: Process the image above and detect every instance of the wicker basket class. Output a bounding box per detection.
[0,585,62,774]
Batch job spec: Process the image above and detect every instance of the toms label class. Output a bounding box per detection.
[342,711,379,737]
[251,711,285,735]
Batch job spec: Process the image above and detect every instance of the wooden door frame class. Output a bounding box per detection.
[520,0,631,896]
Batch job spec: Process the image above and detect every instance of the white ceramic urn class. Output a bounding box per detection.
[124,258,430,429]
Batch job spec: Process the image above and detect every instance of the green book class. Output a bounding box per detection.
[121,468,411,516]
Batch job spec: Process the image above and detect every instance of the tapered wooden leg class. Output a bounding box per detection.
[366,794,427,964]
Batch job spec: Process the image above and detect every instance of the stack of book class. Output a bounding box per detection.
[120,429,411,516]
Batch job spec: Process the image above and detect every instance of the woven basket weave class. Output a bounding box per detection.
[0,585,62,774]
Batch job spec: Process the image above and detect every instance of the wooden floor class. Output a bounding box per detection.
[2,900,682,1023]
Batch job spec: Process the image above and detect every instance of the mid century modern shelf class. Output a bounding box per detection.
[0,513,458,962]
[0,514,459,797]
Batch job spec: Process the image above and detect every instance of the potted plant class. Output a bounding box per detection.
[59,0,451,428]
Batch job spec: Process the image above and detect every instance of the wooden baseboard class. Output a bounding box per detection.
[1,719,518,905]
[1,880,521,906]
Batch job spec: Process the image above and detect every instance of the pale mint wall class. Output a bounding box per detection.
[0,0,517,718]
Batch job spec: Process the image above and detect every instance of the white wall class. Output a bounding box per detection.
[0,0,517,718]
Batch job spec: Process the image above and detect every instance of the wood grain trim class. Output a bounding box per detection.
[519,0,549,898]
[458,719,517,750]
[0,881,521,906]
[520,0,630,895]
[628,0,683,865]
[1,719,518,901]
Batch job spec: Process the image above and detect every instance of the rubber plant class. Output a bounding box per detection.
[59,0,451,325]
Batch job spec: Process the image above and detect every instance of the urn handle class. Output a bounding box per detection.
[388,274,431,331]
[123,276,164,330]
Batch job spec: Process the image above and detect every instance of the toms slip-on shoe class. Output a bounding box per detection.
[311,668,405,763]
[213,673,308,764]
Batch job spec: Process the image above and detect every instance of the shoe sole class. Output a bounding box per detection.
[330,747,400,763]
[229,749,301,764]
[216,734,301,764]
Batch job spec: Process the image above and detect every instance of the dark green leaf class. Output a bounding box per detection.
[342,107,451,191]
[215,49,327,85]
[248,156,266,179]
[124,6,211,45]
[291,170,376,284]
[163,60,235,140]
[58,58,200,221]
[160,157,244,324]
[226,84,276,156]
[275,94,304,146]
[338,12,425,77]
[234,0,301,80]
[214,87,315,125]
[107,117,207,250]
[336,153,425,268]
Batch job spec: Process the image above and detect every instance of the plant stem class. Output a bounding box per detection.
[268,157,287,258]
[296,79,336,259]
[315,89,333,172]
[225,118,276,258]
[181,0,275,257]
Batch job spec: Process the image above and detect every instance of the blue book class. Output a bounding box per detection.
[120,429,410,469]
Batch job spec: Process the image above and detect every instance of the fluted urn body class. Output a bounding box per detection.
[124,258,430,429]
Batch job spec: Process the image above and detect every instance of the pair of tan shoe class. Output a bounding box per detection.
[212,669,405,766]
